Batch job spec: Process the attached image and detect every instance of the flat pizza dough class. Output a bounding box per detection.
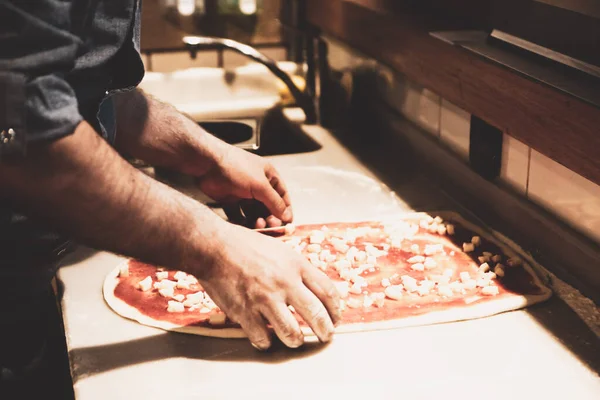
[103,212,552,338]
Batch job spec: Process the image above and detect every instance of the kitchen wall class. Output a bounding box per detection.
[325,36,600,245]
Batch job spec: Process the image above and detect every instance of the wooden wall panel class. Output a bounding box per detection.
[307,0,600,186]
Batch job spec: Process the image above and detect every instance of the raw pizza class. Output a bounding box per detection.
[103,212,552,338]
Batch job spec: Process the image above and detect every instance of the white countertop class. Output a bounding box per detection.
[57,122,600,400]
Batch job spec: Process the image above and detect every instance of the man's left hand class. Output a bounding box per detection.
[197,145,293,229]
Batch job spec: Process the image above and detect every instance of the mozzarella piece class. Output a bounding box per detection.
[463,279,477,290]
[159,287,175,298]
[173,294,185,302]
[494,264,505,277]
[476,277,491,287]
[420,280,435,291]
[334,281,350,298]
[173,271,187,281]
[339,268,358,282]
[459,272,471,283]
[443,268,454,277]
[355,251,367,263]
[138,276,153,292]
[471,236,481,246]
[437,225,447,235]
[346,298,362,309]
[446,224,455,235]
[483,251,493,257]
[154,279,177,291]
[416,285,431,296]
[366,255,377,265]
[481,286,499,296]
[381,278,391,287]
[407,255,425,264]
[371,292,385,307]
[209,313,227,325]
[478,262,490,273]
[363,295,374,308]
[390,237,403,248]
[492,255,502,263]
[478,256,490,264]
[334,259,351,272]
[437,285,453,297]
[401,276,418,292]
[307,253,320,265]
[307,244,321,253]
[483,271,497,280]
[177,279,193,290]
[449,281,465,293]
[319,249,332,261]
[433,216,443,224]
[424,257,437,269]
[349,282,363,295]
[384,285,404,300]
[351,276,368,287]
[309,230,325,244]
[410,263,425,271]
[346,246,359,262]
[462,243,475,253]
[119,263,129,277]
[167,301,184,313]
[410,244,420,253]
[156,271,169,281]
[424,244,444,255]
[284,224,296,235]
[331,239,349,253]
[325,253,337,263]
[183,292,204,307]
[357,263,374,273]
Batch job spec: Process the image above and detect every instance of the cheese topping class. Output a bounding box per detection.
[155,271,169,281]
[172,271,186,281]
[138,276,153,292]
[384,285,404,300]
[167,300,184,313]
[119,263,130,277]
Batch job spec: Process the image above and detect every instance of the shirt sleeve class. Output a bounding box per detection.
[0,1,83,159]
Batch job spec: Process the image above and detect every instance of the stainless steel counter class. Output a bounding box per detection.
[57,122,600,399]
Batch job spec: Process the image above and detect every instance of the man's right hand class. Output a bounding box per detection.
[196,224,342,349]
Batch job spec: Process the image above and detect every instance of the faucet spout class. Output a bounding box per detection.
[183,36,317,124]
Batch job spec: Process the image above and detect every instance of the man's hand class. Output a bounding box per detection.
[113,89,292,228]
[197,145,293,229]
[198,223,341,349]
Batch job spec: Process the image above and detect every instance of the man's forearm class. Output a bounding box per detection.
[0,121,227,272]
[113,89,228,176]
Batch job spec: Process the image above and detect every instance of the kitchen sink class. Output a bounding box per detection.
[251,107,321,156]
[154,106,321,188]
[194,107,321,155]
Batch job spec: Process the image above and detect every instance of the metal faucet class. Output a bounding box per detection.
[182,36,317,124]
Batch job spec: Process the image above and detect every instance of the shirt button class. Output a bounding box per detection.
[0,128,16,144]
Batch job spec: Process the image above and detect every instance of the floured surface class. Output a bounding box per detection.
[58,124,599,400]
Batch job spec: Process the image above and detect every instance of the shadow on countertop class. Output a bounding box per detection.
[68,333,330,384]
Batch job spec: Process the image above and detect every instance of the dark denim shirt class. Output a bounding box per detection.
[0,0,145,266]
